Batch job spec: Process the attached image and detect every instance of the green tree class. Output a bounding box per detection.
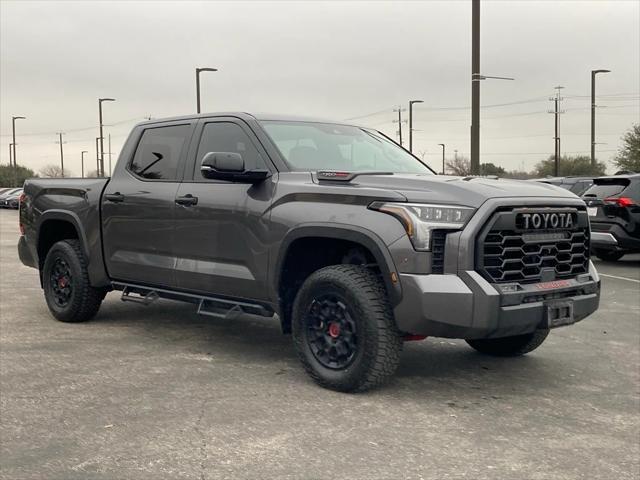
[479,162,506,176]
[534,155,606,177]
[0,165,37,187]
[612,124,639,173]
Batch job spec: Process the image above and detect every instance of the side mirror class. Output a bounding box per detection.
[200,152,271,183]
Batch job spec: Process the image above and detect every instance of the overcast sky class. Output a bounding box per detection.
[1,0,638,176]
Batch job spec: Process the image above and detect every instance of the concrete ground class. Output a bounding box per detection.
[0,208,638,480]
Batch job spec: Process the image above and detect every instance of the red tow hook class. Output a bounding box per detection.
[403,334,427,342]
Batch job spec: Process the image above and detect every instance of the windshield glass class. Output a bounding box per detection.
[260,121,434,174]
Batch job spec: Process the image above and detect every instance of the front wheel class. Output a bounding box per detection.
[42,239,106,322]
[292,265,402,392]
[594,249,625,262]
[466,329,550,357]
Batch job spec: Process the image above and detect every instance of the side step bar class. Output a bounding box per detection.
[112,282,274,319]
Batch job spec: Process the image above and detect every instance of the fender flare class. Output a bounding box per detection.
[271,223,403,306]
[35,210,91,262]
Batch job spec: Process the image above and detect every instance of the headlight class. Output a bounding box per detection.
[369,202,475,251]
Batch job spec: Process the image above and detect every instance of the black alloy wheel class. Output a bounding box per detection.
[49,257,73,307]
[305,295,358,370]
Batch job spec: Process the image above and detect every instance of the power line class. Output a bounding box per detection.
[0,116,146,137]
[343,92,638,122]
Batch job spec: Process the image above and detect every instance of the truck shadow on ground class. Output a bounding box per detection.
[90,294,564,395]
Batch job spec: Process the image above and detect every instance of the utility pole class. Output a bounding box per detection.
[196,67,218,114]
[11,116,26,168]
[469,0,514,175]
[95,137,100,176]
[81,151,88,178]
[98,98,115,177]
[548,86,564,176]
[591,69,611,167]
[56,133,65,177]
[470,0,480,175]
[438,143,446,175]
[8,143,13,167]
[108,133,112,175]
[408,100,423,153]
[393,106,407,146]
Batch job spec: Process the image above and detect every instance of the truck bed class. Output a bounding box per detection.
[19,177,111,287]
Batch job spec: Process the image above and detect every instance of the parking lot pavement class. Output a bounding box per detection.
[0,209,638,480]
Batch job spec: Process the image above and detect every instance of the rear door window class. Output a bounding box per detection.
[129,124,191,180]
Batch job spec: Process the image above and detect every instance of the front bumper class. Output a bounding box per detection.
[393,261,600,339]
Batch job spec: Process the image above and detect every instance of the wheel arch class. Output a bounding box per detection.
[273,224,402,333]
[36,211,90,283]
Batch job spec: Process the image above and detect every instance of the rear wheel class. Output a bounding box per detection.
[466,329,549,357]
[292,265,402,392]
[42,239,106,322]
[594,249,624,262]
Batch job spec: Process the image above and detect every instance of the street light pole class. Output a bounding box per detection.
[57,133,65,177]
[196,67,218,114]
[591,69,611,167]
[11,116,26,168]
[98,98,115,177]
[438,143,446,175]
[81,151,88,178]
[408,100,423,153]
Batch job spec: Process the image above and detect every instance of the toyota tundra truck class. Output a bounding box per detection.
[18,113,601,392]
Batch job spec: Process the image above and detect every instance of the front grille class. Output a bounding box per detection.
[481,229,589,283]
[477,207,590,284]
[431,230,447,274]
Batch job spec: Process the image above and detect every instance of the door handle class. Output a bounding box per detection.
[175,194,198,206]
[105,192,124,203]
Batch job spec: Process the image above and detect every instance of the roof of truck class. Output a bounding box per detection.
[137,112,358,128]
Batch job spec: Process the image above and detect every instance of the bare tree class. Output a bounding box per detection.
[39,164,71,178]
[445,156,471,176]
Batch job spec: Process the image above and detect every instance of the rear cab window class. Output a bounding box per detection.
[128,124,191,181]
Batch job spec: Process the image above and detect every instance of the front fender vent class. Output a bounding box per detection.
[431,230,447,274]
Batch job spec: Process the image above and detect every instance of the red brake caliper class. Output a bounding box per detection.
[328,322,341,338]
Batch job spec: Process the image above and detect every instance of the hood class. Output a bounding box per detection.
[345,174,578,207]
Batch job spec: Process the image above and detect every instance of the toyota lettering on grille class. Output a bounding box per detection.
[518,212,575,230]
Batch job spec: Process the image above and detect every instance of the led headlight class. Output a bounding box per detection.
[369,202,475,251]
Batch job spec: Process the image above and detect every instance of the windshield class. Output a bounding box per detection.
[260,121,434,174]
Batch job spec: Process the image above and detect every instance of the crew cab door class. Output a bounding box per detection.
[101,121,195,287]
[173,118,276,300]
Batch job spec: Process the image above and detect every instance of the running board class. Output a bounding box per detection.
[112,281,273,319]
[121,286,160,305]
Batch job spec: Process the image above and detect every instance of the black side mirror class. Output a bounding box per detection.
[200,152,271,183]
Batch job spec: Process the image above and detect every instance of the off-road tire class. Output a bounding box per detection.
[594,249,624,262]
[292,265,402,392]
[466,329,550,357]
[42,239,106,322]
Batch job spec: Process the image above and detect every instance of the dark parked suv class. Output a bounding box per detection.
[583,174,640,261]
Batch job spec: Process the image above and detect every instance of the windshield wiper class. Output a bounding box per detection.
[360,128,382,143]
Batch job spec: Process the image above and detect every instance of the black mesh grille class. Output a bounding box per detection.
[481,228,590,283]
[431,230,447,274]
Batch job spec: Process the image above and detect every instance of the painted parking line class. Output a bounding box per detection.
[599,273,640,284]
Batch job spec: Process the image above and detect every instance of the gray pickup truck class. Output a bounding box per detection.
[18,113,601,392]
